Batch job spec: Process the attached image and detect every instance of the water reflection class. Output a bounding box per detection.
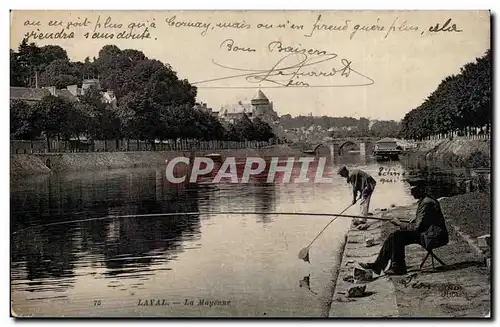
[254,183,276,224]
[299,275,318,295]
[11,169,204,294]
[11,154,484,316]
[12,225,78,290]
[400,156,490,197]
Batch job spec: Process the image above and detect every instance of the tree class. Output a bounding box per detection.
[114,92,139,140]
[95,45,137,94]
[39,59,80,88]
[32,95,74,150]
[356,117,370,135]
[370,120,400,138]
[72,102,97,139]
[91,45,198,144]
[12,41,70,87]
[224,123,241,141]
[77,85,121,148]
[400,49,491,140]
[17,39,42,84]
[234,114,255,141]
[11,41,237,144]
[252,117,275,141]
[39,45,69,69]
[10,100,41,139]
[10,50,26,87]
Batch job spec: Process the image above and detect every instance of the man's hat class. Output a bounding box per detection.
[337,166,348,175]
[407,178,425,189]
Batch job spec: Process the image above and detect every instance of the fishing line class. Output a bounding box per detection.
[12,210,408,235]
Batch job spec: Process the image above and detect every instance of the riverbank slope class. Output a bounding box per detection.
[329,192,491,317]
[10,145,305,178]
[409,138,490,167]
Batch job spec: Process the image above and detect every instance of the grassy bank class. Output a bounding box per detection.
[10,155,51,179]
[412,139,490,167]
[440,191,491,239]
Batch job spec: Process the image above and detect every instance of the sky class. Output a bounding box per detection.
[10,10,490,120]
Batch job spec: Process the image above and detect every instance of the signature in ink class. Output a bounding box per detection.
[400,273,465,298]
[400,273,431,290]
[192,40,375,89]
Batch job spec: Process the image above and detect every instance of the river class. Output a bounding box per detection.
[10,154,467,317]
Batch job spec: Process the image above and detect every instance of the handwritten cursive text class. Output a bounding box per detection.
[192,39,374,88]
[220,39,256,52]
[429,18,462,33]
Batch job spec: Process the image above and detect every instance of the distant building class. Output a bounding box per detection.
[10,87,51,105]
[9,79,117,107]
[219,89,279,124]
[69,79,117,107]
[193,102,219,118]
[81,79,101,94]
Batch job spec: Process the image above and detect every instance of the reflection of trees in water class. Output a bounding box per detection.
[11,172,129,231]
[401,159,472,198]
[11,168,203,286]
[101,182,202,274]
[253,182,276,224]
[11,225,77,288]
[102,214,201,275]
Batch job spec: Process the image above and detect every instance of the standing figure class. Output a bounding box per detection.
[338,166,377,224]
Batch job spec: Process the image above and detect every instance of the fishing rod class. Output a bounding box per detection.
[106,211,410,222]
[12,210,410,235]
[298,203,353,263]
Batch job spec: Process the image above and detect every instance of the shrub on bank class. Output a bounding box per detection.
[466,151,490,168]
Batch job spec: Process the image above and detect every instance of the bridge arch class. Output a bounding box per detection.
[306,139,375,156]
[312,143,326,153]
[338,141,359,154]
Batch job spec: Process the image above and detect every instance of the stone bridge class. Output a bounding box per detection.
[303,137,377,157]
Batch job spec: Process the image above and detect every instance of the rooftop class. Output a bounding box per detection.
[10,87,50,101]
[377,137,398,143]
[252,89,269,101]
[220,102,253,115]
[55,89,79,102]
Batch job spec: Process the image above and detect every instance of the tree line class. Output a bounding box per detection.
[10,41,276,150]
[280,115,371,131]
[399,49,491,140]
[280,115,401,139]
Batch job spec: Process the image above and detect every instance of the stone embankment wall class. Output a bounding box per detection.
[10,145,305,177]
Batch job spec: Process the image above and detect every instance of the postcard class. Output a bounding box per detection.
[10,10,491,318]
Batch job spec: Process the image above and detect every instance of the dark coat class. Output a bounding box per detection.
[347,169,377,197]
[400,195,449,249]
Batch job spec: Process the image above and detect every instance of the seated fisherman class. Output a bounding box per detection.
[358,179,449,275]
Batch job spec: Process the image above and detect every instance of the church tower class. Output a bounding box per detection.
[250,89,278,121]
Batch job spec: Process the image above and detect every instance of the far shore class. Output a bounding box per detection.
[10,145,307,178]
